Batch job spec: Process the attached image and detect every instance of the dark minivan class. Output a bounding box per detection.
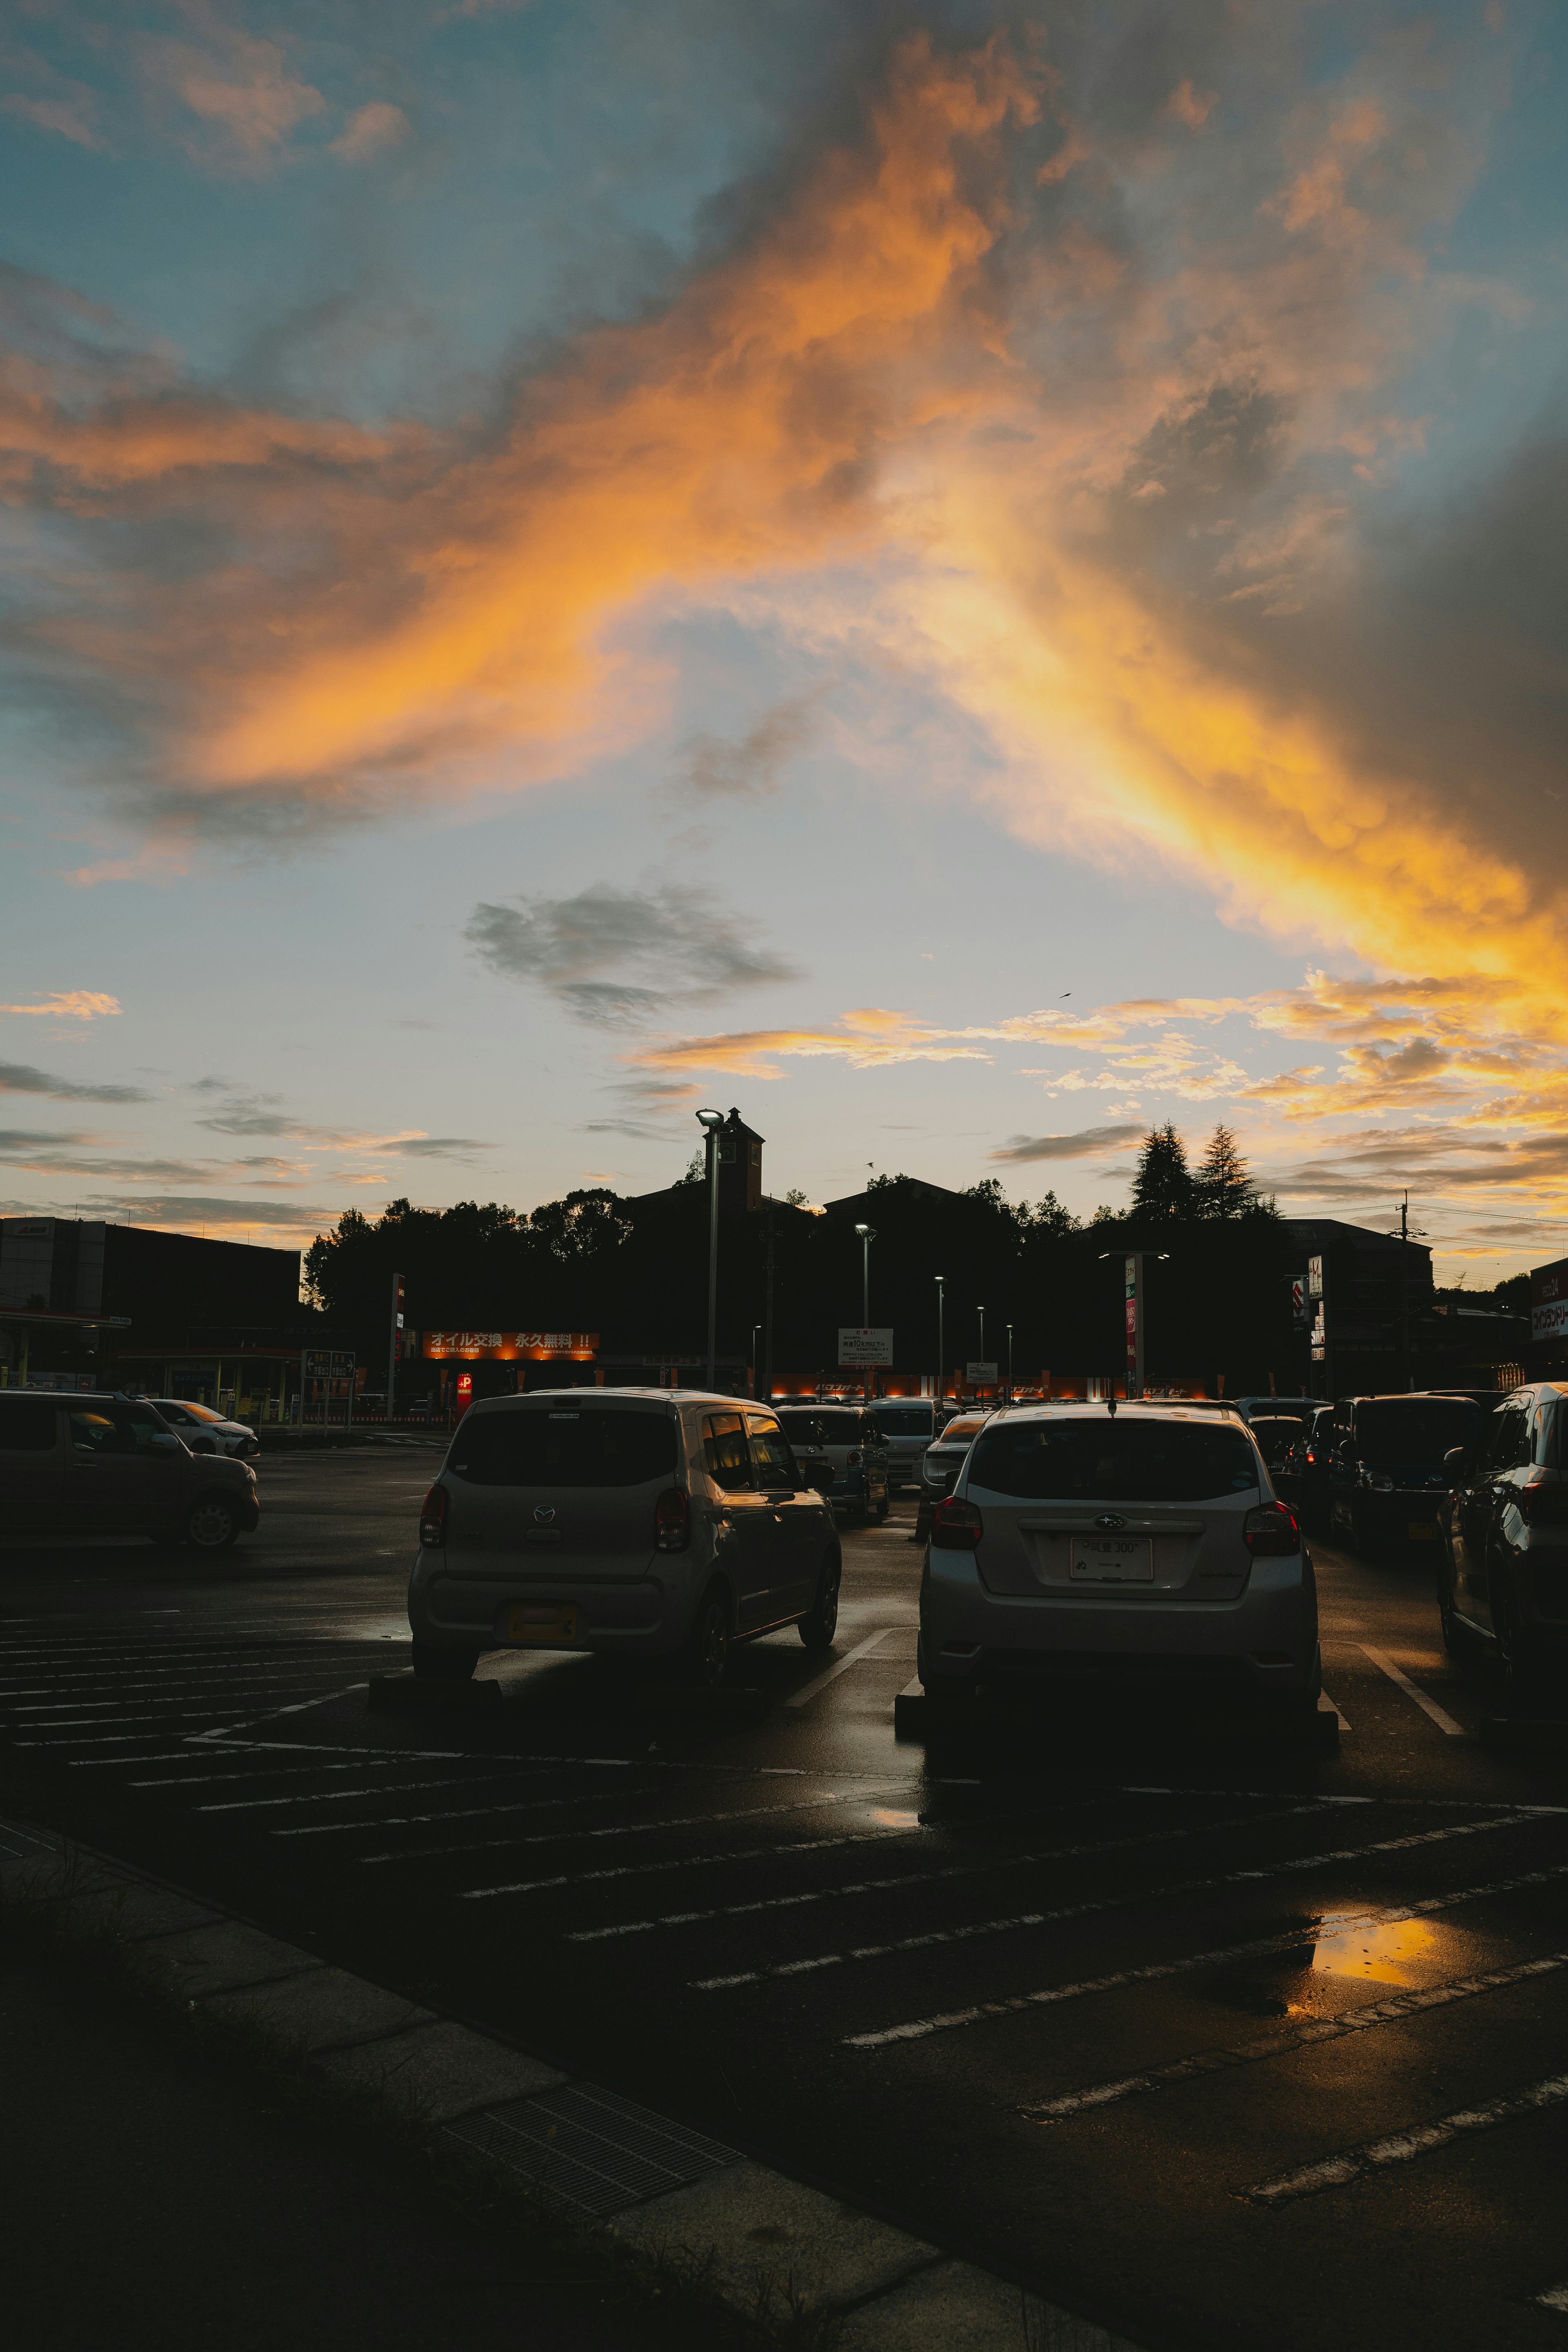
[1326,1393,1483,1554]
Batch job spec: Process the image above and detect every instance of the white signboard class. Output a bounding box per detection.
[1307,1255,1323,1298]
[966,1361,998,1384]
[838,1326,894,1367]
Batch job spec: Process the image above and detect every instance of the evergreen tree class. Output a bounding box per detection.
[1028,1189,1080,1238]
[1130,1124,1193,1219]
[1194,1124,1253,1218]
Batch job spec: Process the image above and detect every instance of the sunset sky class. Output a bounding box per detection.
[2,0,1565,1278]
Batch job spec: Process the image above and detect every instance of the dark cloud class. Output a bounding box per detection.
[381,1136,490,1157]
[991,1123,1144,1161]
[466,884,798,1028]
[678,696,818,798]
[0,1060,151,1103]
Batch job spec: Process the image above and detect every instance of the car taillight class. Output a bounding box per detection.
[1243,1500,1300,1556]
[932,1496,983,1550]
[419,1485,447,1548]
[1306,1451,1319,1465]
[655,1488,691,1552]
[1518,1483,1568,1527]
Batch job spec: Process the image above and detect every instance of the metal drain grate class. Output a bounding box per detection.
[443,2081,739,2217]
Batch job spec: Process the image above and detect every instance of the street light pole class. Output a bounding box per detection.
[935,1275,944,1414]
[1006,1322,1013,1402]
[978,1306,986,1395]
[751,1323,762,1398]
[696,1108,724,1391]
[854,1223,875,1405]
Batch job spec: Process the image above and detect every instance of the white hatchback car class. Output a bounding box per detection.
[145,1399,261,1461]
[919,1402,1318,1722]
[408,1389,841,1687]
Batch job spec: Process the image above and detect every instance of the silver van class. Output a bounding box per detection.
[919,1402,1319,1721]
[872,1399,938,1492]
[407,1389,840,1688]
[771,1405,890,1521]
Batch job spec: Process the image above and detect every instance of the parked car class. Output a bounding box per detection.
[771,1405,890,1521]
[914,1410,992,1541]
[918,1402,1317,1721]
[1248,1415,1306,1477]
[0,1391,259,1550]
[1327,1392,1486,1555]
[1439,1382,1567,1713]
[1276,1405,1336,1530]
[873,1399,939,1492]
[407,1388,840,1687]
[144,1397,261,1460]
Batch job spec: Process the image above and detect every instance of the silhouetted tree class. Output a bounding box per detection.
[1130,1124,1193,1219]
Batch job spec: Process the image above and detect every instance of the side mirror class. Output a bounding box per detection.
[149,1431,181,1452]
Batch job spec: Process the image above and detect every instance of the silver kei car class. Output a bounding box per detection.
[407,1389,841,1690]
[918,1402,1319,1722]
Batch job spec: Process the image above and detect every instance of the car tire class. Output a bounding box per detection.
[411,1641,480,1682]
[679,1582,731,1691]
[799,1553,842,1652]
[181,1495,240,1550]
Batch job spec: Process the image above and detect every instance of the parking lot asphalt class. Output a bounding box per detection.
[2,1445,1566,2352]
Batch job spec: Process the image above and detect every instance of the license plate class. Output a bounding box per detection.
[1407,1520,1437,1541]
[1069,1535,1154,1582]
[506,1603,578,1644]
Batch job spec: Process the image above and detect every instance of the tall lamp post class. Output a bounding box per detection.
[1006,1322,1013,1403]
[854,1223,876,1405]
[696,1107,724,1391]
[751,1322,762,1399]
[935,1274,945,1415]
[978,1306,986,1398]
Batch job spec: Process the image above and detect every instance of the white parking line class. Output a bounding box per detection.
[842,1858,1568,2049]
[1023,1953,1568,2121]
[696,1807,1548,1991]
[786,1626,906,1708]
[455,1785,922,1894]
[1359,1644,1466,1735]
[572,1802,1334,1943]
[1244,2069,1568,2206]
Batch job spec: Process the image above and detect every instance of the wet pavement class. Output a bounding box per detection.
[2,1447,1566,2352]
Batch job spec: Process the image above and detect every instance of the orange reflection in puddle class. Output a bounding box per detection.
[870,1808,921,1829]
[1311,1917,1439,1984]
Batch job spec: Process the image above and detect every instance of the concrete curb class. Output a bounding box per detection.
[0,1815,1146,2352]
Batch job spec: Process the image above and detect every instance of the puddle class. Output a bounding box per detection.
[1310,1915,1439,1984]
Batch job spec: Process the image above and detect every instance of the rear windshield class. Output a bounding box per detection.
[448,1408,676,1488]
[777,1411,863,1446]
[1355,1399,1481,1463]
[0,1397,57,1452]
[877,1405,934,1437]
[969,1418,1259,1502]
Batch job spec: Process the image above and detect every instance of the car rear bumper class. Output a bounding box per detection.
[408,1559,697,1655]
[921,1548,1317,1690]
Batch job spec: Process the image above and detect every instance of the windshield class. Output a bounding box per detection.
[448,1408,676,1487]
[933,1418,985,1446]
[160,1399,220,1422]
[1355,1399,1481,1463]
[777,1411,863,1446]
[969,1417,1259,1502]
[876,1405,934,1437]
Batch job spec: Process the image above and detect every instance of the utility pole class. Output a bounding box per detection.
[696,1108,724,1390]
[1006,1322,1014,1402]
[1388,1192,1425,1390]
[935,1274,945,1416]
[764,1203,776,1404]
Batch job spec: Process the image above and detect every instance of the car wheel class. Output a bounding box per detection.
[181,1495,240,1550]
[799,1553,842,1652]
[411,1641,480,1682]
[680,1582,731,1690]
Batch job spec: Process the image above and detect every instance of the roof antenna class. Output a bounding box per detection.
[1107,1395,1118,1418]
